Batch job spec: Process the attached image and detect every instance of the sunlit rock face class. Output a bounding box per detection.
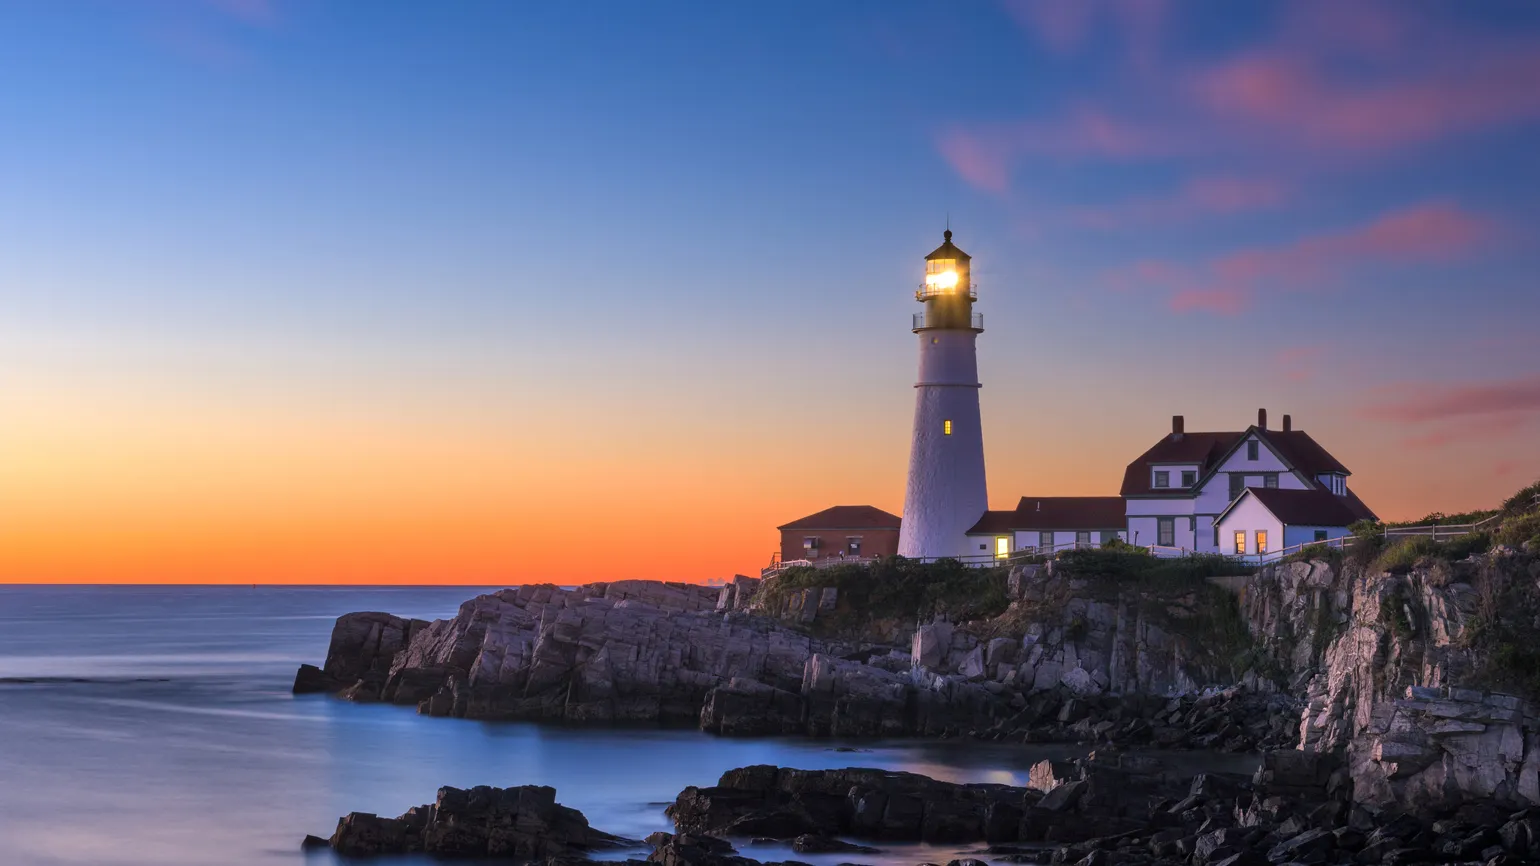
[1250,551,1540,813]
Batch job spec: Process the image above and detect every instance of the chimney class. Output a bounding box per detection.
[1282,414,1292,432]
[1258,408,1267,430]
[1171,415,1185,440]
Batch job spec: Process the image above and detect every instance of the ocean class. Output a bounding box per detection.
[0,585,1246,866]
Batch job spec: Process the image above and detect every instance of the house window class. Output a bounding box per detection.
[1247,441,1259,461]
[995,536,1010,559]
[802,537,818,551]
[1256,530,1268,554]
[1039,531,1053,551]
[943,419,952,435]
[1229,473,1245,501]
[1153,470,1170,489]
[1157,517,1175,547]
[1264,473,1279,489]
[1213,525,1220,547]
[1234,531,1246,554]
[1101,530,1120,545]
[847,537,861,556]
[1076,531,1091,546]
[1181,470,1196,487]
[1314,530,1328,542]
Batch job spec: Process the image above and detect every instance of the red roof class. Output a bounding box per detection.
[778,505,901,532]
[1121,426,1351,496]
[966,496,1126,534]
[1218,487,1377,527]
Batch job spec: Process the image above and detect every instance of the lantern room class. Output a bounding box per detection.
[914,229,980,332]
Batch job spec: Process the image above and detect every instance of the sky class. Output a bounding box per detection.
[2,0,1538,585]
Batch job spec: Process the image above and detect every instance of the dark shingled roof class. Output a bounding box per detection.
[1220,487,1378,527]
[1121,426,1351,496]
[925,229,971,261]
[966,496,1126,534]
[778,505,901,532]
[966,510,1019,534]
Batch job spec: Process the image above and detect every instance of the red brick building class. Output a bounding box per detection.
[776,505,901,564]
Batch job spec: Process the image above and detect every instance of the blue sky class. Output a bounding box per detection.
[2,1,1538,582]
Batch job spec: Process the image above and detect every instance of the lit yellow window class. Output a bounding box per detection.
[995,536,1010,559]
[943,419,952,435]
[1256,530,1268,553]
[1234,531,1246,554]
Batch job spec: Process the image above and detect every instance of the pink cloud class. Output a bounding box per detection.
[1169,286,1249,315]
[1111,202,1494,315]
[1002,0,1169,68]
[1200,201,1492,294]
[1003,0,1094,54]
[1364,376,1540,424]
[1400,414,1529,449]
[936,130,1013,194]
[938,107,1175,192]
[1069,174,1288,228]
[1274,346,1325,383]
[1197,45,1540,150]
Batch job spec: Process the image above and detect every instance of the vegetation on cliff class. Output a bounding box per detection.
[759,557,1011,636]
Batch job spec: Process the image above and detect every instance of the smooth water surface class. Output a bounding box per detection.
[0,586,1247,866]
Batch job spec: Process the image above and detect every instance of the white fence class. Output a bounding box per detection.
[760,513,1509,576]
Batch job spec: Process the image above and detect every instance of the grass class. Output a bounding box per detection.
[1282,543,1343,566]
[758,557,1010,634]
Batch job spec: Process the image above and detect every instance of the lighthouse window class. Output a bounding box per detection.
[943,420,952,435]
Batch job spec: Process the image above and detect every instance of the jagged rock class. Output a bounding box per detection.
[324,784,628,857]
[292,663,339,694]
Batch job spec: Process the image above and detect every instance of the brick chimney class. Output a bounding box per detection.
[1282,414,1292,432]
[1172,415,1184,440]
[1258,408,1268,430]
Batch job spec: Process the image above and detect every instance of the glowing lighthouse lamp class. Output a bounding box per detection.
[897,230,989,560]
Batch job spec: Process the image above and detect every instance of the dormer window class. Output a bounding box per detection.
[1153,470,1170,488]
[1181,470,1196,487]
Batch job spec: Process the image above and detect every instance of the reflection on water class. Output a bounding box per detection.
[0,586,1252,866]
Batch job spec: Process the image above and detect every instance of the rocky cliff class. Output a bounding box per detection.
[298,563,1295,748]
[1244,548,1540,815]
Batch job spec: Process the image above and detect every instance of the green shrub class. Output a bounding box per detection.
[1379,592,1416,640]
[1495,512,1540,549]
[1438,531,1491,561]
[761,557,1011,631]
[1372,536,1439,574]
[1282,543,1342,565]
[1499,479,1540,518]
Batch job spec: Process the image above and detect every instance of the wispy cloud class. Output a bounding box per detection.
[1068,175,1288,228]
[937,107,1177,193]
[1363,375,1540,424]
[1196,46,1540,151]
[1274,346,1325,383]
[1122,202,1494,315]
[939,3,1540,195]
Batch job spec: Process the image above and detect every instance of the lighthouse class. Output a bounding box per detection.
[897,230,989,559]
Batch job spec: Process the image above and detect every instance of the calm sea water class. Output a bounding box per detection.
[0,585,1145,866]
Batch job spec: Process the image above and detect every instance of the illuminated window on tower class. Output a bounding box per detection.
[943,420,952,435]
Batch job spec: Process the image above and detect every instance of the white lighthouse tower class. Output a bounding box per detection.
[898,230,989,559]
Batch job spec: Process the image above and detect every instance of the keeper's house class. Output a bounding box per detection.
[1122,409,1375,556]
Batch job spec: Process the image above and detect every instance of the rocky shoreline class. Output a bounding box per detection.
[297,546,1540,861]
[309,752,1540,865]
